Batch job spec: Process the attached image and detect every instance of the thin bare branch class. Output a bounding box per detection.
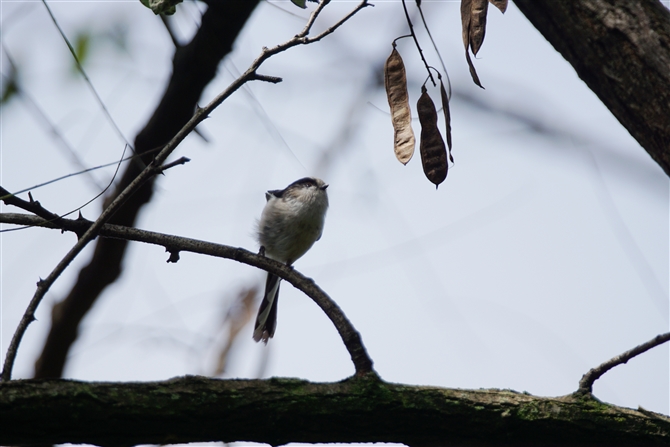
[0,212,375,376]
[415,1,451,98]
[154,156,191,173]
[300,0,332,37]
[401,0,435,86]
[305,0,372,43]
[577,332,670,395]
[41,0,135,153]
[0,186,61,222]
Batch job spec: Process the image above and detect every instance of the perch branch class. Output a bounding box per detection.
[0,0,370,382]
[577,332,670,395]
[0,213,375,376]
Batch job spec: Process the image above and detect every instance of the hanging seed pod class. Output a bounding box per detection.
[469,0,488,56]
[384,45,415,165]
[417,85,448,188]
[460,0,485,88]
[439,76,454,164]
[489,0,508,13]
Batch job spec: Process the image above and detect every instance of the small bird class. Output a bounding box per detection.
[253,177,329,343]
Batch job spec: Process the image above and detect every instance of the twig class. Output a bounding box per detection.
[41,0,135,154]
[154,156,191,174]
[0,213,376,376]
[576,332,670,395]
[301,0,332,36]
[0,0,371,382]
[0,144,129,235]
[0,186,60,222]
[401,0,435,87]
[415,1,451,98]
[0,147,166,200]
[304,0,372,44]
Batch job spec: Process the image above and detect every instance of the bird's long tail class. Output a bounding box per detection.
[253,273,281,343]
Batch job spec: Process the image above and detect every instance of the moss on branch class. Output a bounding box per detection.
[0,375,668,446]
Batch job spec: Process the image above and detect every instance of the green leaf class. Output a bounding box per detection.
[291,0,307,8]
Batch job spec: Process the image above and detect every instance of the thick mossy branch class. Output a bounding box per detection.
[0,376,668,446]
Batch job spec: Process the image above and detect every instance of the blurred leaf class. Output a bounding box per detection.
[417,85,448,188]
[73,32,91,67]
[139,0,179,15]
[384,45,415,165]
[1,64,19,105]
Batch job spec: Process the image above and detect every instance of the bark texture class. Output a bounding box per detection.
[513,0,670,176]
[0,376,668,446]
[33,1,261,379]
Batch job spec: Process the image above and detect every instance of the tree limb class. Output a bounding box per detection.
[0,212,375,376]
[0,376,667,446]
[512,0,670,176]
[577,332,670,395]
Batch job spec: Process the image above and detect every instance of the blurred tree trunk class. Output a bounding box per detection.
[33,1,261,379]
[513,0,670,176]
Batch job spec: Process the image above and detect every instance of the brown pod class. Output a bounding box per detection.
[417,85,448,188]
[469,0,488,56]
[489,0,508,13]
[460,0,472,51]
[460,0,484,88]
[439,77,454,164]
[384,46,415,165]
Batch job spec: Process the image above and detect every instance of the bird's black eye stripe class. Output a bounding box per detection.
[288,177,318,189]
[269,177,321,198]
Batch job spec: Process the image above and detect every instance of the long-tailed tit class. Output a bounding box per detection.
[253,177,329,343]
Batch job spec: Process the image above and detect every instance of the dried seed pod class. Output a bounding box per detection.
[461,0,485,88]
[439,76,454,164]
[417,85,448,188]
[469,0,488,56]
[489,0,508,13]
[461,0,472,51]
[384,45,415,165]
